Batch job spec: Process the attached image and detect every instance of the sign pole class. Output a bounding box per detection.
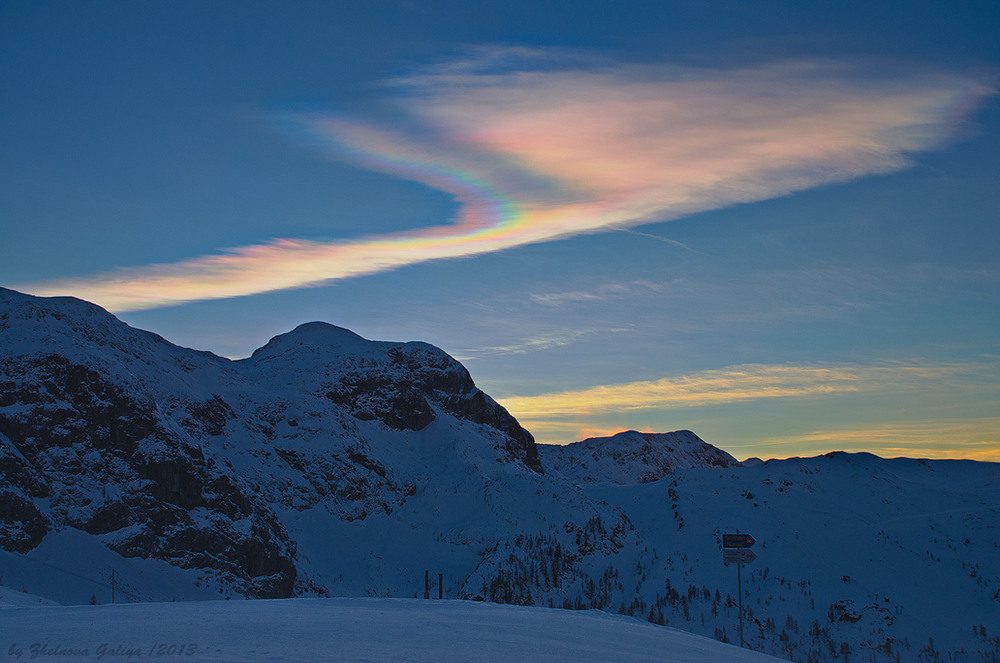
[737,558,743,648]
[722,530,755,649]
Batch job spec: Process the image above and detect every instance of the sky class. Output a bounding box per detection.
[2,1,998,460]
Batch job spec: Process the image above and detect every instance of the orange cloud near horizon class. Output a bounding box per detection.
[502,360,999,460]
[749,418,1000,462]
[17,54,994,311]
[498,361,978,417]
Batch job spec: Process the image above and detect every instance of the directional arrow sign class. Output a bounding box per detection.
[722,533,756,549]
[723,549,756,565]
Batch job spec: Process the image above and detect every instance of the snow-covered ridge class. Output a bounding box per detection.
[539,429,741,485]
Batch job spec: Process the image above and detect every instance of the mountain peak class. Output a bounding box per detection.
[0,287,190,368]
[538,429,740,485]
[249,321,372,360]
[289,321,368,342]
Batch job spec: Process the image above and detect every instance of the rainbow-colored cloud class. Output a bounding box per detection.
[19,50,994,311]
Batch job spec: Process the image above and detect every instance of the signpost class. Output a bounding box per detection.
[722,532,757,649]
[722,533,756,549]
[722,549,756,565]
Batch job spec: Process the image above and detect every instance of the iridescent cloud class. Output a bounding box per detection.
[18,51,993,310]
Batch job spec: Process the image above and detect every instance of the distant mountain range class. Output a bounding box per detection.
[1,287,997,662]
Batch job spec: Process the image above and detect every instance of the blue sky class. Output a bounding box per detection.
[2,1,997,459]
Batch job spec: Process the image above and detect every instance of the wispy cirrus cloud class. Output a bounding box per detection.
[457,325,633,358]
[18,49,994,311]
[528,280,672,306]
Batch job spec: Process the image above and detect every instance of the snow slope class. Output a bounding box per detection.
[0,597,782,663]
[583,453,1000,661]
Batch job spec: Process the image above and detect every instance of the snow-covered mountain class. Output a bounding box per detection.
[2,286,998,662]
[539,430,741,485]
[0,286,632,605]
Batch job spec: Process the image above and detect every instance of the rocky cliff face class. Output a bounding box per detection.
[0,291,297,596]
[247,321,540,472]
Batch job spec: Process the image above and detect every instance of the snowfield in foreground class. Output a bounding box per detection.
[1,596,781,662]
